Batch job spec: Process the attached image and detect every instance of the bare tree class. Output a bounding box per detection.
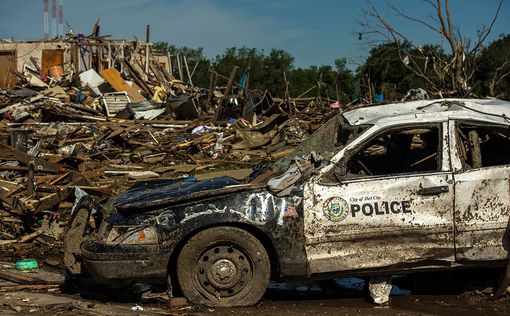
[359,0,503,96]
[489,60,510,97]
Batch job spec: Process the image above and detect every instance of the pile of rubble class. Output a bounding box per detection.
[0,29,339,249]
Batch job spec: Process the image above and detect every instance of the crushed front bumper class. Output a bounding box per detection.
[64,195,168,284]
[80,240,167,283]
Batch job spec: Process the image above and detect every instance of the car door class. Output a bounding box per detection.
[304,122,455,274]
[450,121,510,261]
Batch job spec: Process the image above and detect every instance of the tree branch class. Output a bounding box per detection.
[469,0,503,55]
[445,0,454,41]
[437,0,456,51]
[384,0,442,34]
[358,0,503,96]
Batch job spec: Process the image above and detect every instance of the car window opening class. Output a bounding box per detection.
[457,125,510,169]
[345,127,441,178]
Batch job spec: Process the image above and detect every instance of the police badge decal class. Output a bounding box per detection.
[323,197,349,222]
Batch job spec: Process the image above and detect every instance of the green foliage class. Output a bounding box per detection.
[475,34,510,99]
[262,49,294,96]
[287,60,355,104]
[287,66,318,97]
[335,58,355,99]
[210,47,294,97]
[153,42,355,101]
[154,36,510,102]
[356,42,409,100]
[356,41,455,99]
[211,47,264,91]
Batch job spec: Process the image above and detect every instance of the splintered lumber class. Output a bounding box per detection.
[18,229,43,243]
[0,240,18,246]
[205,71,217,110]
[0,143,64,173]
[0,284,60,292]
[213,65,239,124]
[0,270,40,285]
[0,265,65,286]
[0,165,62,174]
[121,59,153,95]
[0,270,62,285]
[100,68,146,103]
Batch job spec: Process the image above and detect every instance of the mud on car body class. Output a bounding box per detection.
[64,98,510,307]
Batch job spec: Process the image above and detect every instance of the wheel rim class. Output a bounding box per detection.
[195,244,253,299]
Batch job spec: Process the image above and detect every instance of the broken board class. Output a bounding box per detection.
[100,68,146,103]
[0,264,65,286]
[0,50,17,88]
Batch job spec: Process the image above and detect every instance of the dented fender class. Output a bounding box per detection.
[65,186,307,282]
[154,187,307,277]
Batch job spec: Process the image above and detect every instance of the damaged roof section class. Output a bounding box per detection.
[344,99,510,126]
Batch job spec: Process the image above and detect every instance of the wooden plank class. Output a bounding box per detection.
[100,68,146,103]
[0,165,62,174]
[71,43,80,73]
[18,229,43,243]
[213,66,239,124]
[0,270,39,285]
[100,67,133,92]
[121,60,152,95]
[0,284,60,292]
[106,124,139,140]
[205,71,216,110]
[0,240,18,246]
[171,164,196,173]
[30,56,41,71]
[0,50,17,88]
[0,143,64,172]
[0,266,65,286]
[0,279,17,287]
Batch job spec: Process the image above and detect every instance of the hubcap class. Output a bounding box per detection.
[196,245,252,298]
[211,259,237,283]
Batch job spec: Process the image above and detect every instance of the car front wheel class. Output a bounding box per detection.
[176,226,270,307]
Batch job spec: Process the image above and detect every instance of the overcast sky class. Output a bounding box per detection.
[1,0,508,69]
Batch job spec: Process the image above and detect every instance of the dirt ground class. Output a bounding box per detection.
[1,267,509,315]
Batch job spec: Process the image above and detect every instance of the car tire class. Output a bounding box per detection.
[176,226,270,307]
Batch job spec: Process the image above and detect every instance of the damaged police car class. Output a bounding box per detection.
[64,98,510,307]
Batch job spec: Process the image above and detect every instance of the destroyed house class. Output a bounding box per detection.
[0,38,167,89]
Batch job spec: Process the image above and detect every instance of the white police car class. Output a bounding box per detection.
[65,98,510,307]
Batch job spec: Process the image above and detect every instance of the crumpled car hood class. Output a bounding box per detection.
[115,176,248,215]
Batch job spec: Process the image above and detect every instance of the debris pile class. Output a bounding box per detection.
[0,30,339,247]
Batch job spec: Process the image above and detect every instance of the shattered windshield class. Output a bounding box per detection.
[276,113,371,172]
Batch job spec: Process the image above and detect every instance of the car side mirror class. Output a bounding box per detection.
[333,161,347,180]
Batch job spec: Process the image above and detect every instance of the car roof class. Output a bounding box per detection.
[343,98,510,126]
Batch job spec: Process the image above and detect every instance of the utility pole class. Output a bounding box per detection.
[43,0,49,40]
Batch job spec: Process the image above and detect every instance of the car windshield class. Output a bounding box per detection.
[276,113,371,172]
